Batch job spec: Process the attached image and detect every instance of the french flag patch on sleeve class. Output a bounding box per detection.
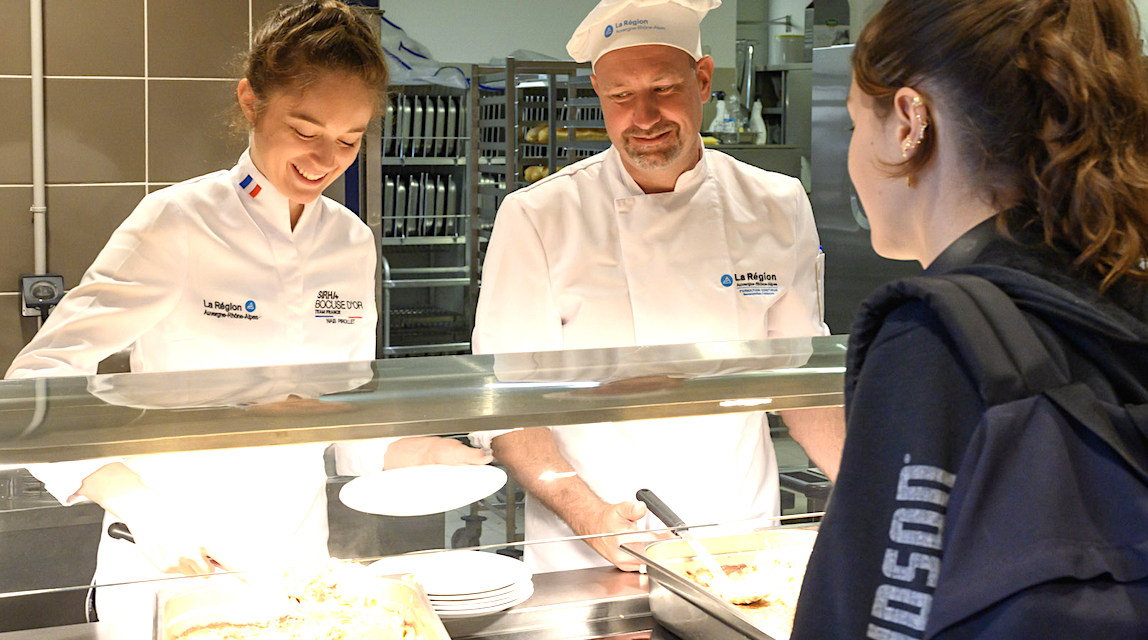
[239,174,262,198]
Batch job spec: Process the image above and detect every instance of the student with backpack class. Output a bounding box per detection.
[791,0,1148,638]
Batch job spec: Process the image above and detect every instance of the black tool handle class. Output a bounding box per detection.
[108,522,135,544]
[636,488,686,529]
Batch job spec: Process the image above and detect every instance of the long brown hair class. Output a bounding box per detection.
[238,0,388,125]
[854,0,1148,289]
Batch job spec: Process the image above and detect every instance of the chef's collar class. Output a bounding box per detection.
[231,148,320,235]
[924,217,1003,274]
[611,135,710,197]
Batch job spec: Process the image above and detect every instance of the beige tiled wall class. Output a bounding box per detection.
[0,1,347,368]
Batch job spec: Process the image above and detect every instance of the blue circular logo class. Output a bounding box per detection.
[604,24,614,38]
[720,275,733,287]
[245,300,256,313]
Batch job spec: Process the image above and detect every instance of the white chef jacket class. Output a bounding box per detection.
[471,143,828,573]
[5,150,384,620]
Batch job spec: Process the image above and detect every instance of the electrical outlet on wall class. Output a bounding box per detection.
[20,275,65,319]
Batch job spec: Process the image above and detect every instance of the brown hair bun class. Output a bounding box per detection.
[240,0,389,124]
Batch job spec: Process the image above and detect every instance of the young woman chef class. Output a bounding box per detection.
[5,0,488,622]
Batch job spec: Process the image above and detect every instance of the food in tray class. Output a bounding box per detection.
[524,165,560,183]
[173,563,422,640]
[680,543,812,636]
[523,124,610,144]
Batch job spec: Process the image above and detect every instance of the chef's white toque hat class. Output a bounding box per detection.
[567,0,722,68]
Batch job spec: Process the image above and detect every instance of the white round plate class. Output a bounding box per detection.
[427,581,524,602]
[430,585,532,611]
[434,583,535,618]
[370,550,532,595]
[340,465,507,517]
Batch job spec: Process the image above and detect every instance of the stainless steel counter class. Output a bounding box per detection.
[0,567,681,640]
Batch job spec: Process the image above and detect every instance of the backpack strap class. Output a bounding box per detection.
[859,271,1148,484]
[853,273,1065,406]
[941,274,1148,485]
[1044,383,1148,484]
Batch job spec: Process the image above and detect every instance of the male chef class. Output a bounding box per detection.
[471,0,844,573]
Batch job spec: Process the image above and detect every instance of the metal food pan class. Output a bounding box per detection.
[622,528,817,640]
[154,573,450,640]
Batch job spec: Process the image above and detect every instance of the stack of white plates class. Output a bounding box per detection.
[370,550,534,618]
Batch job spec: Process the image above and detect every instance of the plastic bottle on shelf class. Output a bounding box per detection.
[725,89,744,133]
[708,91,728,134]
[749,100,768,145]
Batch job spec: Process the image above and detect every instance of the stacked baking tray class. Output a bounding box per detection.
[385,94,466,159]
[623,528,818,640]
[381,173,461,238]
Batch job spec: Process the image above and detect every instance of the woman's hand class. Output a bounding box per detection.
[383,436,493,468]
[76,462,243,576]
[120,506,238,576]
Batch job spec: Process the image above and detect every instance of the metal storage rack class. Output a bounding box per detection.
[470,58,606,269]
[363,79,478,358]
[362,60,609,360]
[760,63,812,152]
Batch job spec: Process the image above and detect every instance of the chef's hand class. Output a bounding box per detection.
[384,436,494,469]
[579,500,668,572]
[75,462,242,577]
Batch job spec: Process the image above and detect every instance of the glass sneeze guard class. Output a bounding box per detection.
[0,336,847,465]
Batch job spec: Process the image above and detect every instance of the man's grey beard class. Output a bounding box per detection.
[622,124,684,170]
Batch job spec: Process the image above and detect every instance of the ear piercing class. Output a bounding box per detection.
[902,95,929,187]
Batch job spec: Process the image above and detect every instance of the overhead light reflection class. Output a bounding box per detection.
[720,398,774,408]
[485,382,601,390]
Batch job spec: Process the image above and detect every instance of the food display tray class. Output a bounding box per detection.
[154,573,451,640]
[622,528,818,640]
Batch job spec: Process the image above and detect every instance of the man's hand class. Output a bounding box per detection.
[384,436,493,468]
[491,428,669,571]
[574,500,668,571]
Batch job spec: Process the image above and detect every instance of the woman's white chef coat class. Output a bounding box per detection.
[471,143,828,573]
[5,149,383,621]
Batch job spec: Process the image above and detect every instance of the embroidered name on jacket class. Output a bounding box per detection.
[867,456,956,640]
[729,271,779,296]
[314,290,364,324]
[202,299,262,321]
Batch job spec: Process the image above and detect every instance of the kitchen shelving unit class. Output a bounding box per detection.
[759,63,812,152]
[362,79,478,358]
[470,58,605,271]
[360,59,609,361]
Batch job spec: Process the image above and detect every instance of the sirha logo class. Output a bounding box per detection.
[314,290,365,325]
